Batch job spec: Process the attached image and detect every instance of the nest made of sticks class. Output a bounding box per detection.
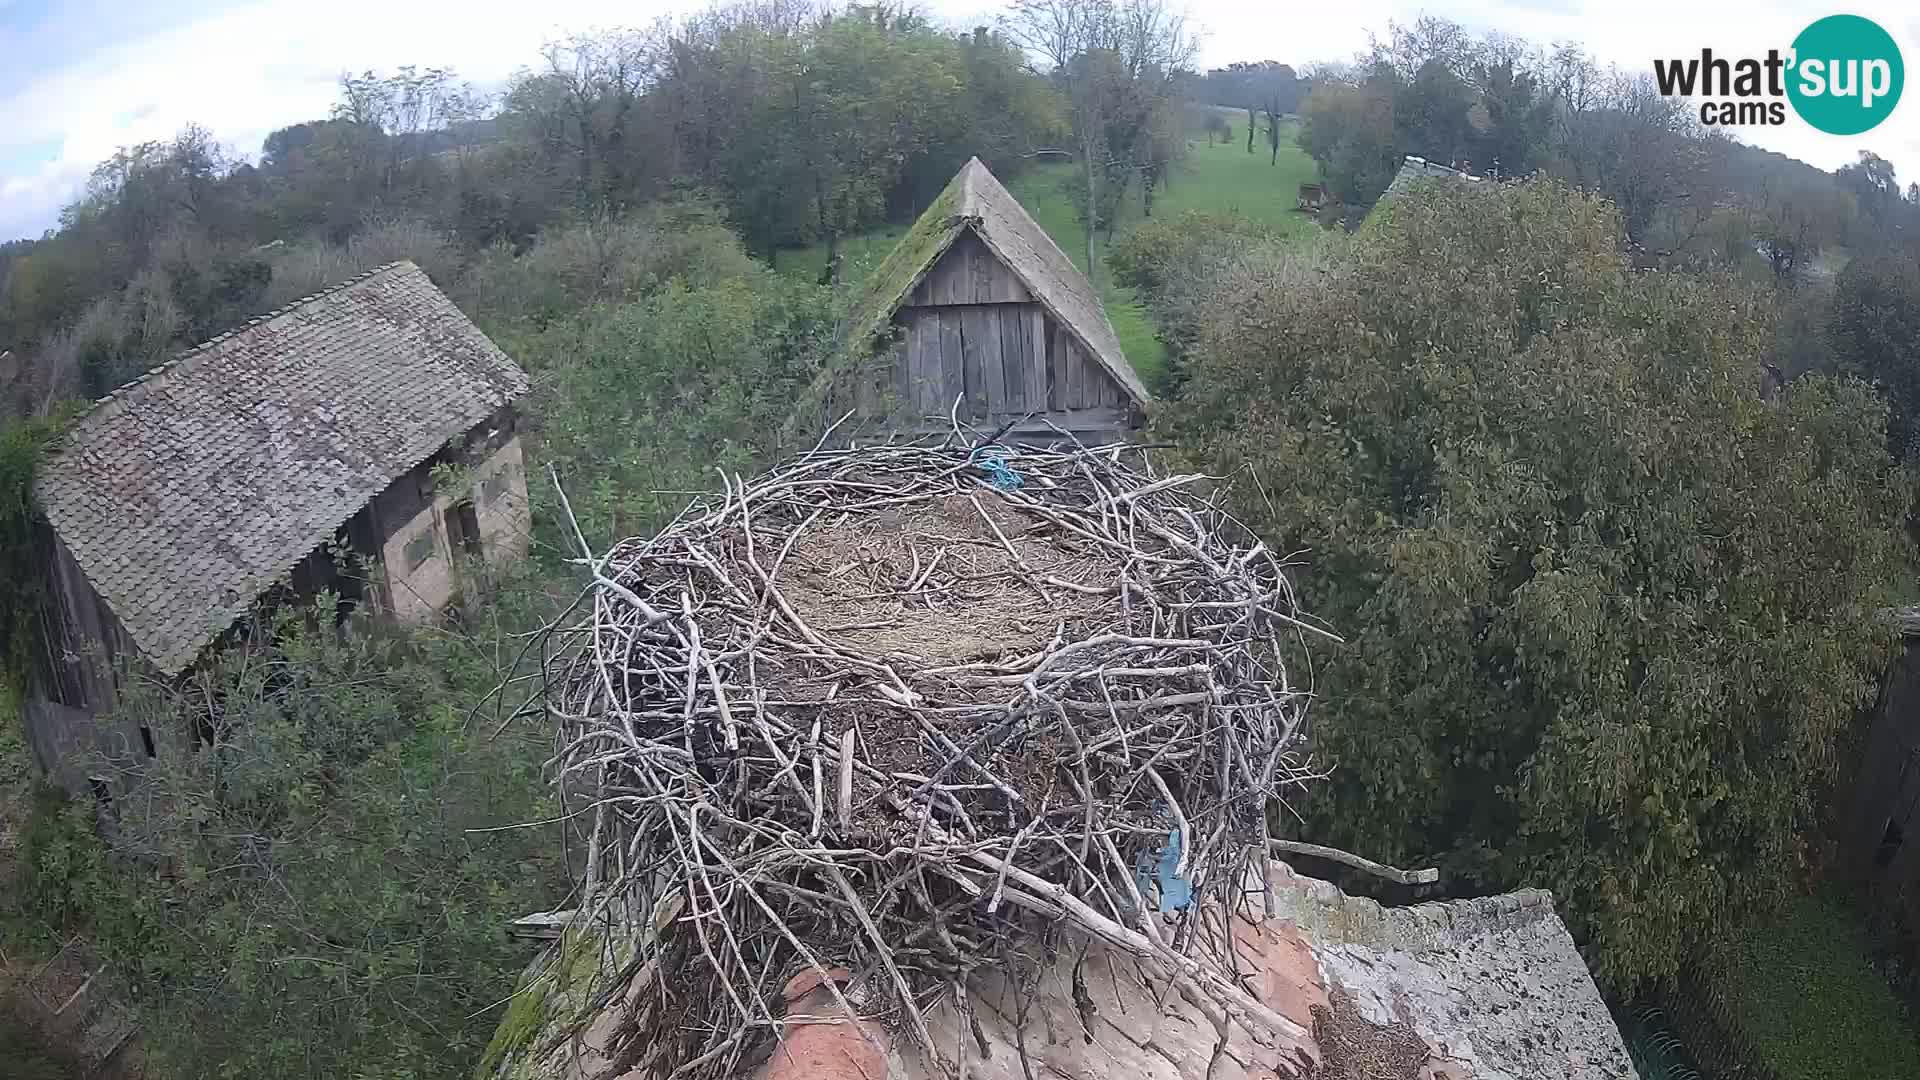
[542,440,1335,1078]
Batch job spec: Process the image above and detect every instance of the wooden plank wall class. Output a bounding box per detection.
[24,527,155,793]
[29,527,134,713]
[906,233,1033,306]
[892,304,1127,421]
[887,233,1132,436]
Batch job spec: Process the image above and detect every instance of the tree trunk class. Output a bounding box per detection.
[1082,153,1099,291]
[1247,107,1256,154]
[1085,176,1099,289]
[822,230,842,287]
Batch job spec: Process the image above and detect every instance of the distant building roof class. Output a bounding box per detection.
[838,156,1148,406]
[36,261,528,676]
[1374,155,1484,213]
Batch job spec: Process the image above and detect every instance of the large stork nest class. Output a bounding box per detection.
[542,440,1334,1078]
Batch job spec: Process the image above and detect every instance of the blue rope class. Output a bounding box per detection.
[970,447,1024,492]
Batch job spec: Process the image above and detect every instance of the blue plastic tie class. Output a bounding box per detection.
[970,447,1024,492]
[1132,828,1193,912]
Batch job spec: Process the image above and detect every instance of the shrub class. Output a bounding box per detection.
[503,258,833,546]
[1830,253,1920,461]
[12,593,569,1080]
[262,215,461,308]
[1109,210,1312,389]
[459,201,760,330]
[1711,890,1920,1079]
[1163,177,1909,989]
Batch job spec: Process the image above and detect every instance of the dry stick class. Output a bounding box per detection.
[809,712,825,840]
[966,492,1052,604]
[837,727,857,831]
[826,866,937,1054]
[1268,839,1439,885]
[1141,766,1193,880]
[965,831,1310,1045]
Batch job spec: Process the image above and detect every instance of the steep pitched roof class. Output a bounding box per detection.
[842,156,1148,405]
[36,261,528,676]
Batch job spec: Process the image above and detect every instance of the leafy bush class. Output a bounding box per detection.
[1163,177,1909,989]
[502,256,833,546]
[262,215,462,309]
[11,591,568,1080]
[0,413,65,685]
[1109,210,1319,389]
[460,202,761,330]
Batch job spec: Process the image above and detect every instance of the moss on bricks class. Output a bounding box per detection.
[473,928,616,1080]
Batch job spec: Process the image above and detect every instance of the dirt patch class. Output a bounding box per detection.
[1308,988,1432,1080]
[780,490,1114,666]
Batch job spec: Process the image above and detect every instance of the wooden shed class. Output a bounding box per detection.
[813,157,1149,445]
[23,262,532,793]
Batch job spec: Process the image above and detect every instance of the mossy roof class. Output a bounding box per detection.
[837,157,1148,406]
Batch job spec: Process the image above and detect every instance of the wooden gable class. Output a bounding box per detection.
[906,232,1033,306]
[859,229,1134,440]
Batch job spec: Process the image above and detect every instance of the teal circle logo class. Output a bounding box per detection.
[1787,15,1903,135]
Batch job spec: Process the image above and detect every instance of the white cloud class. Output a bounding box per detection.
[2,0,1918,240]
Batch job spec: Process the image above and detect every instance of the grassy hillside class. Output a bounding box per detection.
[777,120,1321,389]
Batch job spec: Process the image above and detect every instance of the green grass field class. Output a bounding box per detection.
[777,120,1321,388]
[1717,890,1920,1078]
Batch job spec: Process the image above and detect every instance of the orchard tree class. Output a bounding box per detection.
[1163,177,1908,989]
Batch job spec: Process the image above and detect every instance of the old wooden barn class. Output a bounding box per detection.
[23,261,532,792]
[818,157,1149,445]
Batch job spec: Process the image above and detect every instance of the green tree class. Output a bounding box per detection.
[1163,177,1907,989]
[1297,75,1399,204]
[1002,0,1196,286]
[1830,253,1920,461]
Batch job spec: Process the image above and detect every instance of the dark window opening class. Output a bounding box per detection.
[1875,818,1905,868]
[446,501,483,559]
[139,724,156,758]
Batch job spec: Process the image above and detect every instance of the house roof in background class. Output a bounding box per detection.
[1374,154,1484,211]
[36,261,528,676]
[842,156,1149,406]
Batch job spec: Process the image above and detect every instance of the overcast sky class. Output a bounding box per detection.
[3,0,1918,242]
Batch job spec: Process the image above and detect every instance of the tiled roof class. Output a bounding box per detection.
[481,864,1639,1080]
[1266,865,1638,1078]
[1373,154,1484,212]
[36,261,528,676]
